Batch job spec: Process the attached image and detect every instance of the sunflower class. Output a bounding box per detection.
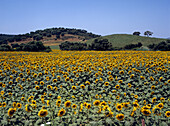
[34,81,38,85]
[53,79,57,83]
[165,111,170,117]
[100,101,107,106]
[72,86,76,90]
[35,86,40,90]
[150,76,154,81]
[115,85,120,89]
[8,92,12,96]
[118,80,123,84]
[83,102,88,106]
[112,90,116,93]
[21,97,25,101]
[58,108,66,117]
[25,104,32,112]
[116,104,123,111]
[93,100,100,106]
[38,109,48,117]
[116,113,124,121]
[46,76,50,81]
[2,102,6,107]
[152,97,156,103]
[47,100,50,106]
[123,103,129,108]
[133,102,139,108]
[56,100,61,106]
[40,81,44,85]
[104,82,109,86]
[160,97,165,102]
[32,100,36,105]
[2,84,6,88]
[119,70,124,74]
[146,104,151,109]
[128,83,132,88]
[1,91,4,95]
[116,96,120,99]
[72,104,77,109]
[151,85,155,89]
[85,104,91,109]
[157,103,164,109]
[64,101,71,108]
[80,84,85,89]
[134,95,138,99]
[143,100,146,105]
[16,103,22,108]
[140,76,145,80]
[141,109,151,116]
[8,108,17,116]
[9,81,13,85]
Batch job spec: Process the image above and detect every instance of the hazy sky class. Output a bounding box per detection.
[0,0,169,38]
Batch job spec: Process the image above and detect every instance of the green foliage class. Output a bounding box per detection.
[59,41,87,50]
[86,34,167,48]
[0,44,12,51]
[144,31,153,37]
[0,41,52,52]
[133,32,141,36]
[88,38,112,50]
[148,40,170,51]
[124,42,142,50]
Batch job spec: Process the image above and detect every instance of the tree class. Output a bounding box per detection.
[144,31,153,37]
[133,32,141,36]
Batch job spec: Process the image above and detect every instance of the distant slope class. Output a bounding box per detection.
[0,27,100,46]
[86,34,167,47]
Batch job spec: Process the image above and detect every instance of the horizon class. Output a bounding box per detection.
[0,0,169,38]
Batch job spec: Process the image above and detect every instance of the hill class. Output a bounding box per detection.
[85,34,167,48]
[0,27,100,46]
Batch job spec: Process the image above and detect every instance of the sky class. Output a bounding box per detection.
[0,0,169,38]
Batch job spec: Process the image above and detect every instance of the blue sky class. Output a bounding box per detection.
[0,0,169,38]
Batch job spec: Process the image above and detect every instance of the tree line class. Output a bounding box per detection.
[0,27,101,44]
[59,38,170,51]
[0,41,52,52]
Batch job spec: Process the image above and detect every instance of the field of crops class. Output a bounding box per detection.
[0,50,169,126]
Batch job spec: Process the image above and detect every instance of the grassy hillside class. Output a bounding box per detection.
[86,34,167,47]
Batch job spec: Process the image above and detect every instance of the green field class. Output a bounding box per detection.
[85,34,167,48]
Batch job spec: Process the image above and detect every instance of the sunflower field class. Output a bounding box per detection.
[0,50,170,126]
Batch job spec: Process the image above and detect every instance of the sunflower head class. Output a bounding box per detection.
[80,84,85,89]
[8,108,17,116]
[157,103,164,109]
[86,104,91,109]
[116,113,124,121]
[58,108,66,117]
[72,86,76,90]
[93,100,100,106]
[64,101,71,108]
[165,111,170,117]
[16,103,22,108]
[142,109,151,116]
[116,104,123,111]
[38,109,48,117]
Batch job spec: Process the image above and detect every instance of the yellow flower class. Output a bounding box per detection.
[152,97,156,103]
[118,80,123,83]
[115,84,120,89]
[58,108,66,117]
[80,84,85,89]
[38,109,48,117]
[116,103,123,111]
[104,82,109,86]
[72,104,77,109]
[25,104,32,112]
[64,101,71,108]
[156,103,164,109]
[165,111,170,117]
[8,108,16,116]
[141,109,151,116]
[134,95,138,99]
[72,86,76,90]
[93,100,100,106]
[16,103,22,108]
[116,113,124,121]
